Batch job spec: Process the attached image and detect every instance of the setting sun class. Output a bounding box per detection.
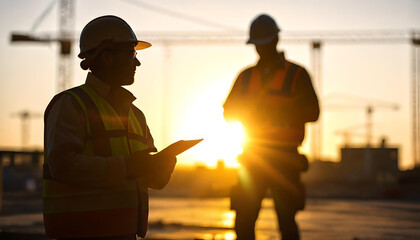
[212,121,246,167]
[172,80,249,168]
[182,119,246,168]
[176,88,247,168]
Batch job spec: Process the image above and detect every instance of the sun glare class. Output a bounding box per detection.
[174,82,249,168]
[180,115,246,168]
[216,121,246,167]
[196,121,245,168]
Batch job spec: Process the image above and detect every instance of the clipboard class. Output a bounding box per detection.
[160,139,203,156]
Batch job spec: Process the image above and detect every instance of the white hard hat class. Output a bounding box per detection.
[78,15,151,59]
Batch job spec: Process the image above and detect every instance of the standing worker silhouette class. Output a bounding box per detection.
[43,15,177,240]
[224,14,319,240]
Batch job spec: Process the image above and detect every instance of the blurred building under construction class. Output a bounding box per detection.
[3,145,419,207]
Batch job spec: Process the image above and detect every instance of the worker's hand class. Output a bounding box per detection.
[148,152,177,189]
[125,151,151,180]
[125,151,177,189]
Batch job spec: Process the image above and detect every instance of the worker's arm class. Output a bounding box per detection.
[223,70,255,124]
[223,76,243,122]
[288,68,320,123]
[45,94,128,187]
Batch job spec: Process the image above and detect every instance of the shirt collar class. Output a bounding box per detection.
[85,72,137,103]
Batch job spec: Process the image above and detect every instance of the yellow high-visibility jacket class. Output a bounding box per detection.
[43,83,155,238]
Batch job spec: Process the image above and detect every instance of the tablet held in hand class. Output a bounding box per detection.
[160,139,203,156]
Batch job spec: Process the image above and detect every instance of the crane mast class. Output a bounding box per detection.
[413,34,420,167]
[57,0,75,92]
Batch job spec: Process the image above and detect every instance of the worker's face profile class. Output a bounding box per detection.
[109,42,140,86]
[255,36,278,59]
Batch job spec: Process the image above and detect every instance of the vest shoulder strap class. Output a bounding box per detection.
[280,62,300,96]
[240,62,302,96]
[66,85,113,156]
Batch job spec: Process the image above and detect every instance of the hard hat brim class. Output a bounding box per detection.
[135,40,152,50]
[246,33,278,45]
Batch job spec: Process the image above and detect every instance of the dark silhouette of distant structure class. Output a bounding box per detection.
[340,147,398,183]
[303,146,399,184]
[0,149,43,213]
[302,140,402,199]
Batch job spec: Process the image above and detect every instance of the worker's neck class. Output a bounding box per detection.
[259,52,279,67]
[91,71,121,89]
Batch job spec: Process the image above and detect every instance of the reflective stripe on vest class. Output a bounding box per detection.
[240,62,305,145]
[43,84,152,238]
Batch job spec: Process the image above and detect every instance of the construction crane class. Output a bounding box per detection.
[334,123,389,148]
[323,93,399,147]
[10,0,75,93]
[11,110,43,148]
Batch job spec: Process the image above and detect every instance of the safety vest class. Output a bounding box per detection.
[239,61,305,145]
[43,84,153,238]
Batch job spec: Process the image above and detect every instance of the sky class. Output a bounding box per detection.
[0,0,419,170]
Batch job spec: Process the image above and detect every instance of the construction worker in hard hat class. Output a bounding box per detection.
[224,14,320,240]
[43,15,176,240]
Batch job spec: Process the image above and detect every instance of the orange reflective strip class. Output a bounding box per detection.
[269,62,290,90]
[239,68,253,94]
[43,207,137,239]
[265,63,293,103]
[248,68,262,94]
